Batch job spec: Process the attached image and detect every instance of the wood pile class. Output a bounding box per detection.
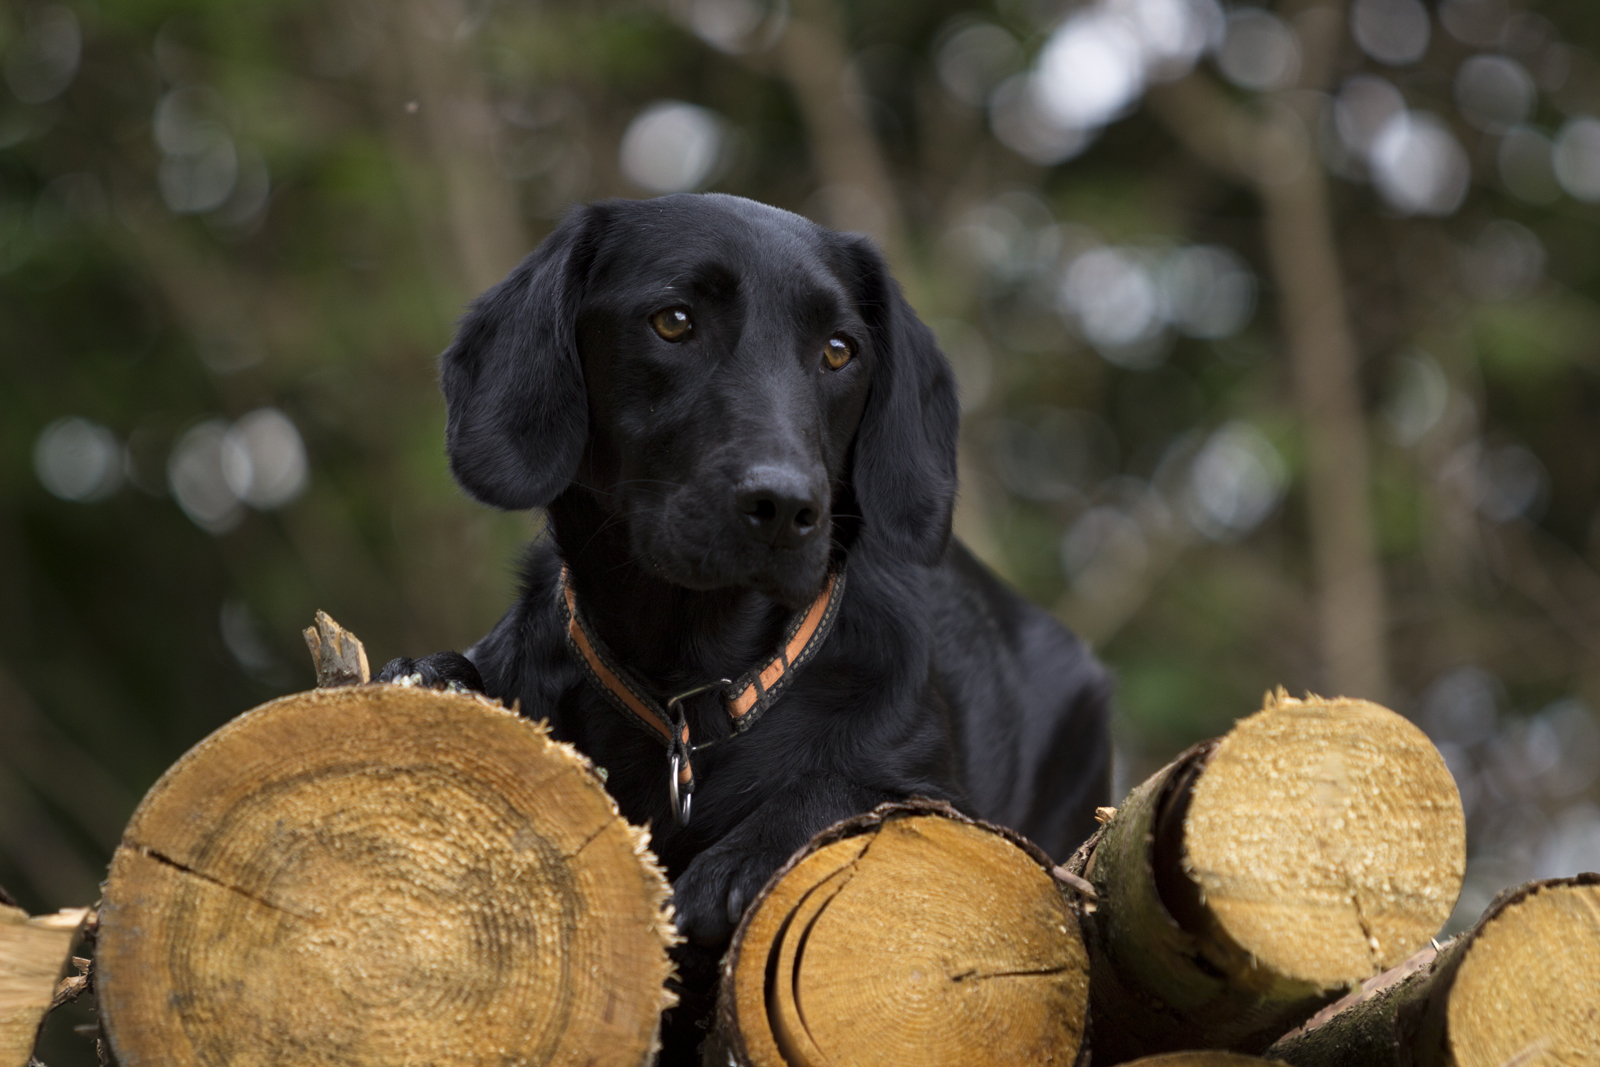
[10,618,1597,1066]
[1267,873,1600,1067]
[705,690,1481,1067]
[1074,690,1467,1061]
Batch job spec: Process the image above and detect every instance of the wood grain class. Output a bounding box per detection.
[716,801,1089,1067]
[1078,690,1465,1061]
[96,684,675,1067]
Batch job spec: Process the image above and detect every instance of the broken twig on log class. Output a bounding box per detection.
[0,903,89,1067]
[301,609,370,687]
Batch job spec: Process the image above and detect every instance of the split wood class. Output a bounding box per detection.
[1071,690,1466,1062]
[0,903,89,1067]
[1267,873,1600,1067]
[711,800,1090,1067]
[95,683,676,1067]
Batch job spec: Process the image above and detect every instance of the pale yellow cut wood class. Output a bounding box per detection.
[768,861,855,1067]
[96,684,675,1067]
[718,803,1088,1067]
[1267,875,1600,1067]
[728,836,869,1067]
[1184,691,1465,985]
[1078,689,1466,1061]
[1446,880,1600,1067]
[0,905,89,1067]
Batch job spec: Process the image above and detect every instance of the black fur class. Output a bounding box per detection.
[382,193,1110,1054]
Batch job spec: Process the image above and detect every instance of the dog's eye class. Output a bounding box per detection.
[823,335,855,371]
[650,307,693,341]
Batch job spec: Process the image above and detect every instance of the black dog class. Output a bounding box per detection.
[380,193,1110,954]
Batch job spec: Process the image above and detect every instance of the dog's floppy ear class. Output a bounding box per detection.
[839,234,960,565]
[440,206,597,510]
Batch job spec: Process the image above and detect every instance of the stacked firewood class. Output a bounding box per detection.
[706,691,1597,1067]
[3,617,1595,1066]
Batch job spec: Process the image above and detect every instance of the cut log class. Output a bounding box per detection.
[95,684,676,1067]
[1074,690,1465,1062]
[0,904,90,1067]
[711,800,1090,1067]
[1266,874,1600,1067]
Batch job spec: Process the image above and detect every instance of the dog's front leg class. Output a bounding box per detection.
[374,651,485,692]
[670,773,893,946]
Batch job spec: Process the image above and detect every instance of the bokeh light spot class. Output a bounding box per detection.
[3,6,80,105]
[618,101,727,193]
[1216,8,1300,92]
[1034,11,1146,131]
[1369,110,1470,216]
[34,417,123,503]
[1454,54,1536,133]
[1185,421,1286,539]
[1351,0,1431,66]
[168,420,244,534]
[1553,116,1600,202]
[221,408,309,510]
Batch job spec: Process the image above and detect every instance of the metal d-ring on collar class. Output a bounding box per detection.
[665,678,731,827]
[559,563,846,828]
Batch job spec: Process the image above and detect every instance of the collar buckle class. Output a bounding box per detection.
[560,563,846,827]
[664,679,730,826]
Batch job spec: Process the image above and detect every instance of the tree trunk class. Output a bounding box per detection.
[710,800,1090,1067]
[1072,691,1465,1062]
[773,0,907,269]
[1147,0,1392,703]
[95,682,676,1067]
[0,902,89,1066]
[1266,874,1600,1067]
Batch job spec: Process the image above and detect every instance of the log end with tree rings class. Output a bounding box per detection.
[1267,874,1600,1067]
[715,801,1090,1067]
[1180,690,1465,982]
[95,685,677,1067]
[1442,876,1600,1067]
[1081,689,1466,1058]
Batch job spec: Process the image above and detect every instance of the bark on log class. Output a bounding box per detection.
[1266,874,1600,1067]
[95,684,676,1067]
[711,800,1090,1067]
[1073,690,1465,1062]
[0,903,89,1066]
[1120,1055,1288,1066]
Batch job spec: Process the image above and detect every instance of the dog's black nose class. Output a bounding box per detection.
[735,467,823,546]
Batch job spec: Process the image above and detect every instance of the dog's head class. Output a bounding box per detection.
[440,194,958,607]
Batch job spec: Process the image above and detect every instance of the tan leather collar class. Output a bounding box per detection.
[558,564,846,823]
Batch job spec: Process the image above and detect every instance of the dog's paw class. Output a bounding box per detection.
[670,844,788,947]
[374,652,485,693]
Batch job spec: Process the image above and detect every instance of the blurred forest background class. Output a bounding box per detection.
[6,0,1600,1009]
